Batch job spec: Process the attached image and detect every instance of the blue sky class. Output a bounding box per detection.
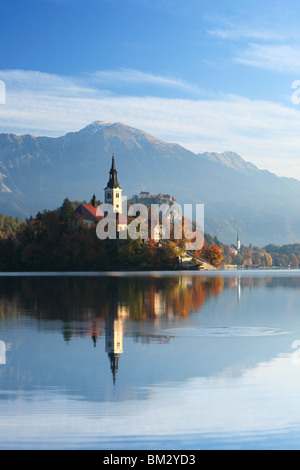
[2,0,300,178]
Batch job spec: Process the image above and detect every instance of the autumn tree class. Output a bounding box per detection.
[290,253,299,268]
[144,239,160,267]
[157,241,182,269]
[197,244,223,267]
[263,253,273,267]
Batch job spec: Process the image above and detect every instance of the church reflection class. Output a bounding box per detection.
[106,318,123,385]
[104,308,176,384]
[88,275,225,385]
[0,273,280,385]
[103,304,175,384]
[0,340,5,365]
[105,308,126,385]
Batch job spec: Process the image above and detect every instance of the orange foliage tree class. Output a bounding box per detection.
[196,244,223,267]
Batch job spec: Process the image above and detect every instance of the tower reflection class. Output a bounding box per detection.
[106,318,123,385]
[105,305,128,385]
[0,340,6,365]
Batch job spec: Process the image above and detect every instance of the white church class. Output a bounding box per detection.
[76,154,165,241]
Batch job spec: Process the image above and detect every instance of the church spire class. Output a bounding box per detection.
[104,154,123,214]
[111,153,116,171]
[106,154,120,189]
[236,232,241,252]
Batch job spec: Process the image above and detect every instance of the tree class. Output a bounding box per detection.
[117,238,146,269]
[21,243,44,271]
[290,253,299,268]
[60,197,75,233]
[144,240,160,267]
[157,241,181,269]
[16,218,42,244]
[264,253,273,267]
[198,244,223,267]
[0,236,18,271]
[243,257,253,266]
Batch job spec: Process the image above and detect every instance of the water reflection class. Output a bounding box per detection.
[0,275,220,319]
[0,274,227,323]
[106,317,124,385]
[0,274,225,384]
[2,272,300,449]
[0,272,297,386]
[0,272,289,329]
[0,341,5,365]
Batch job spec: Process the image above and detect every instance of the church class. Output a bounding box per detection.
[75,154,127,232]
[104,154,122,213]
[75,154,167,240]
[74,194,103,228]
[104,154,127,232]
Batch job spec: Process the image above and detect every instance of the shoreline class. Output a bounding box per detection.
[0,268,299,277]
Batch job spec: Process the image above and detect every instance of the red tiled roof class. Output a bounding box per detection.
[75,204,104,220]
[75,204,128,225]
[95,206,105,218]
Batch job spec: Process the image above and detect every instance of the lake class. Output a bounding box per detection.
[1,270,300,450]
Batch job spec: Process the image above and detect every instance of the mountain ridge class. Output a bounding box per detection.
[0,120,300,246]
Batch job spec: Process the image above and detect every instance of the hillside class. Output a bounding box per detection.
[0,121,300,246]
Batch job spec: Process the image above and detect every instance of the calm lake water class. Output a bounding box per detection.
[2,270,300,450]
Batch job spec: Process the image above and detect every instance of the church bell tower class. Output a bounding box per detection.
[105,154,123,214]
[236,232,241,252]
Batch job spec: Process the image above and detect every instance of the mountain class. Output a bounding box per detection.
[0,120,300,246]
[200,151,259,175]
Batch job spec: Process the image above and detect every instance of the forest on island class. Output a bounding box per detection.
[0,197,299,271]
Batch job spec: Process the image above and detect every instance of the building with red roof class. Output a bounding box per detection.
[75,195,104,228]
[75,157,128,234]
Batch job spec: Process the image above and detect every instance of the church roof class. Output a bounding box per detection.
[75,204,104,220]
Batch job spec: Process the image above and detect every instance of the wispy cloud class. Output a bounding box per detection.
[0,69,98,97]
[1,69,300,179]
[207,11,300,75]
[234,44,300,74]
[89,68,205,96]
[209,25,288,42]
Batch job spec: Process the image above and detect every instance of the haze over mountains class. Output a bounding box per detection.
[0,120,300,246]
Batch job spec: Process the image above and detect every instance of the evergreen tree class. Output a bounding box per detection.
[60,197,75,233]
